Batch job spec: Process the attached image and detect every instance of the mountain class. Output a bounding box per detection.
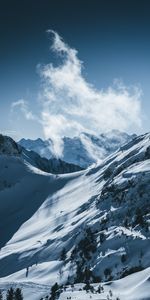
[0,134,21,155]
[19,130,136,168]
[0,134,82,176]
[0,132,149,299]
[22,149,82,174]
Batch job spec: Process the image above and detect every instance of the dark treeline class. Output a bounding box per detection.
[0,287,23,300]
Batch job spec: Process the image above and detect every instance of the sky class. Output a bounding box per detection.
[0,0,150,148]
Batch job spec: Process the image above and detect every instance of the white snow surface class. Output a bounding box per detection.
[0,132,150,299]
[0,267,149,300]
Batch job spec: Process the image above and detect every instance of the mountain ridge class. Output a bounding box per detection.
[19,130,136,168]
[0,132,149,299]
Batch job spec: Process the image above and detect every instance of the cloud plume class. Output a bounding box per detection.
[11,30,143,156]
[38,30,142,155]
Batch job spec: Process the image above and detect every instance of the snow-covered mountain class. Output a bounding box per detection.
[19,130,136,168]
[0,134,82,176]
[0,132,150,299]
[22,149,82,174]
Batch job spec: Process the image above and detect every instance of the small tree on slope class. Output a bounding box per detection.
[49,283,60,300]
[0,290,3,300]
[60,248,67,261]
[6,287,14,300]
[14,288,23,300]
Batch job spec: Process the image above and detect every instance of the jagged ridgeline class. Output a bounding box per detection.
[0,133,149,299]
[18,130,136,168]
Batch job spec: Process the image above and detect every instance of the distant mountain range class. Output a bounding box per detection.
[0,131,149,299]
[0,134,82,175]
[19,130,136,168]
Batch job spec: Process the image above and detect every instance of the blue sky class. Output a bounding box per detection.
[0,0,150,141]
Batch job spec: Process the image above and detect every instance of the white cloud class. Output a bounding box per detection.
[39,30,142,156]
[11,99,37,121]
[11,31,143,157]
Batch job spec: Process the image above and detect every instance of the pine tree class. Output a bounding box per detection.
[83,281,94,293]
[60,248,67,261]
[6,287,14,300]
[121,254,127,263]
[0,290,3,300]
[14,288,23,300]
[50,283,60,300]
[97,285,102,293]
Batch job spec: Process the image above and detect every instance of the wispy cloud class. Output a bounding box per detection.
[1,130,20,140]
[11,30,143,156]
[11,99,38,121]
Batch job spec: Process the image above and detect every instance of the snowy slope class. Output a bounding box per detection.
[0,267,149,300]
[19,130,136,168]
[0,133,150,299]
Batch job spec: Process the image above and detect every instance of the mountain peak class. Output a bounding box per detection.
[0,134,21,155]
